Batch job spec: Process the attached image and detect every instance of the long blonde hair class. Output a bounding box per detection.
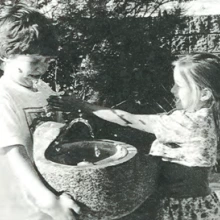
[173,53,220,150]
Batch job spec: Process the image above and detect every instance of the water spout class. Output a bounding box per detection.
[94,145,101,157]
[52,110,94,148]
[67,117,94,139]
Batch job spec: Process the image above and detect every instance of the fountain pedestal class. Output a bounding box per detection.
[34,121,158,220]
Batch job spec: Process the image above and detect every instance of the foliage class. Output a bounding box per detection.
[38,0,187,112]
[0,0,188,112]
[41,0,188,149]
[0,0,189,148]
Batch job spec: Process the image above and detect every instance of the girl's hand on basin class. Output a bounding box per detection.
[47,94,82,112]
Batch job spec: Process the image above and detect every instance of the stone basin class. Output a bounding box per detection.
[33,122,158,220]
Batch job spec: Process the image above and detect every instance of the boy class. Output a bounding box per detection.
[0,3,80,220]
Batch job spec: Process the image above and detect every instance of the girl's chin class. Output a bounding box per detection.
[20,80,34,88]
[175,103,195,112]
[175,100,183,110]
[176,106,183,110]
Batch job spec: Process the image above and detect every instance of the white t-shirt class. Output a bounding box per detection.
[0,76,58,158]
[0,76,57,220]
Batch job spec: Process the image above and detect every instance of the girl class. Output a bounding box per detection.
[48,52,220,219]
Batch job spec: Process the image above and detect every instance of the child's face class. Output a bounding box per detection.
[171,66,196,111]
[5,54,55,88]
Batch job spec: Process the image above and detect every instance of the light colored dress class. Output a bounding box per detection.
[149,108,220,220]
[150,108,217,167]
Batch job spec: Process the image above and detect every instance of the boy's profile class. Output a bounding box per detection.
[0,3,80,220]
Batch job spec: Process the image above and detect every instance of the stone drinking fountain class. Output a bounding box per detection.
[33,111,158,220]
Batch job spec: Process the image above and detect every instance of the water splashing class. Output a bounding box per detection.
[95,146,101,158]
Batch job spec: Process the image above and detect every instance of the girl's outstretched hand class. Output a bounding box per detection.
[47,95,82,112]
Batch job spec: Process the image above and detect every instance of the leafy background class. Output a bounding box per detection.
[1,0,189,152]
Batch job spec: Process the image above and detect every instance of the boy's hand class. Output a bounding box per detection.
[43,192,81,220]
[5,145,81,220]
[47,95,82,112]
[59,193,81,215]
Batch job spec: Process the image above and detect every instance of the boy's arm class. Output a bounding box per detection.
[5,144,80,220]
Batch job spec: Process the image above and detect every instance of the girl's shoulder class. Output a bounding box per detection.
[170,108,212,123]
[169,107,211,117]
[159,108,214,132]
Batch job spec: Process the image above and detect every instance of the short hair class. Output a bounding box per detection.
[0,3,58,58]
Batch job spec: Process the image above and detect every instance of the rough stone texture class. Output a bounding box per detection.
[171,15,220,55]
[208,34,220,52]
[33,122,158,220]
[189,16,210,34]
[171,35,189,54]
[189,34,208,52]
[209,15,220,33]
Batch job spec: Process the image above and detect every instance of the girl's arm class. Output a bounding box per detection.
[82,102,159,134]
[47,95,159,134]
[5,145,80,220]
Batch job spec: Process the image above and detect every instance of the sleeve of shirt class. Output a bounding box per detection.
[154,110,194,144]
[0,97,26,149]
[149,110,192,162]
[150,109,217,166]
